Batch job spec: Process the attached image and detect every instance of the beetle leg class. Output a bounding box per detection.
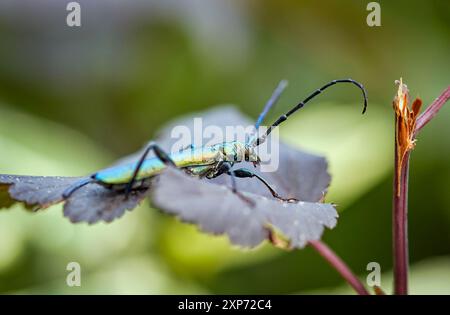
[228,168,298,203]
[125,142,175,197]
[213,162,254,206]
[62,177,96,199]
[179,144,195,152]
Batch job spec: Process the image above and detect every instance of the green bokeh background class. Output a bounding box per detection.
[0,0,449,294]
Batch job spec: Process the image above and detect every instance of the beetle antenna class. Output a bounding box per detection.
[254,78,368,146]
[255,80,289,129]
[246,80,288,146]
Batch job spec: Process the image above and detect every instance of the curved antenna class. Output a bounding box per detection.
[254,78,368,146]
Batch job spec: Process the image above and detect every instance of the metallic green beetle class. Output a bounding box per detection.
[63,79,367,201]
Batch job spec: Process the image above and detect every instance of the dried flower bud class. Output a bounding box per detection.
[393,78,422,194]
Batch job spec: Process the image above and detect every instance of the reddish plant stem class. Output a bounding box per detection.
[309,240,369,295]
[415,86,450,133]
[392,85,449,295]
[393,148,410,295]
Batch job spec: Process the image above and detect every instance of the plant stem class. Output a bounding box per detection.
[392,85,449,295]
[309,240,369,295]
[415,86,450,133]
[393,148,410,295]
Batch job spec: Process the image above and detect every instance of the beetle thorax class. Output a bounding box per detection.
[217,141,260,164]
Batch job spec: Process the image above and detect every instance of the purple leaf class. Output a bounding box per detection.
[151,168,337,248]
[0,174,151,223]
[0,175,81,210]
[63,183,151,224]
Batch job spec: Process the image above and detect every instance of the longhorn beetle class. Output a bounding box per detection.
[63,79,368,201]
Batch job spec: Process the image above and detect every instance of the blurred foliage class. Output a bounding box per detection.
[0,0,449,294]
